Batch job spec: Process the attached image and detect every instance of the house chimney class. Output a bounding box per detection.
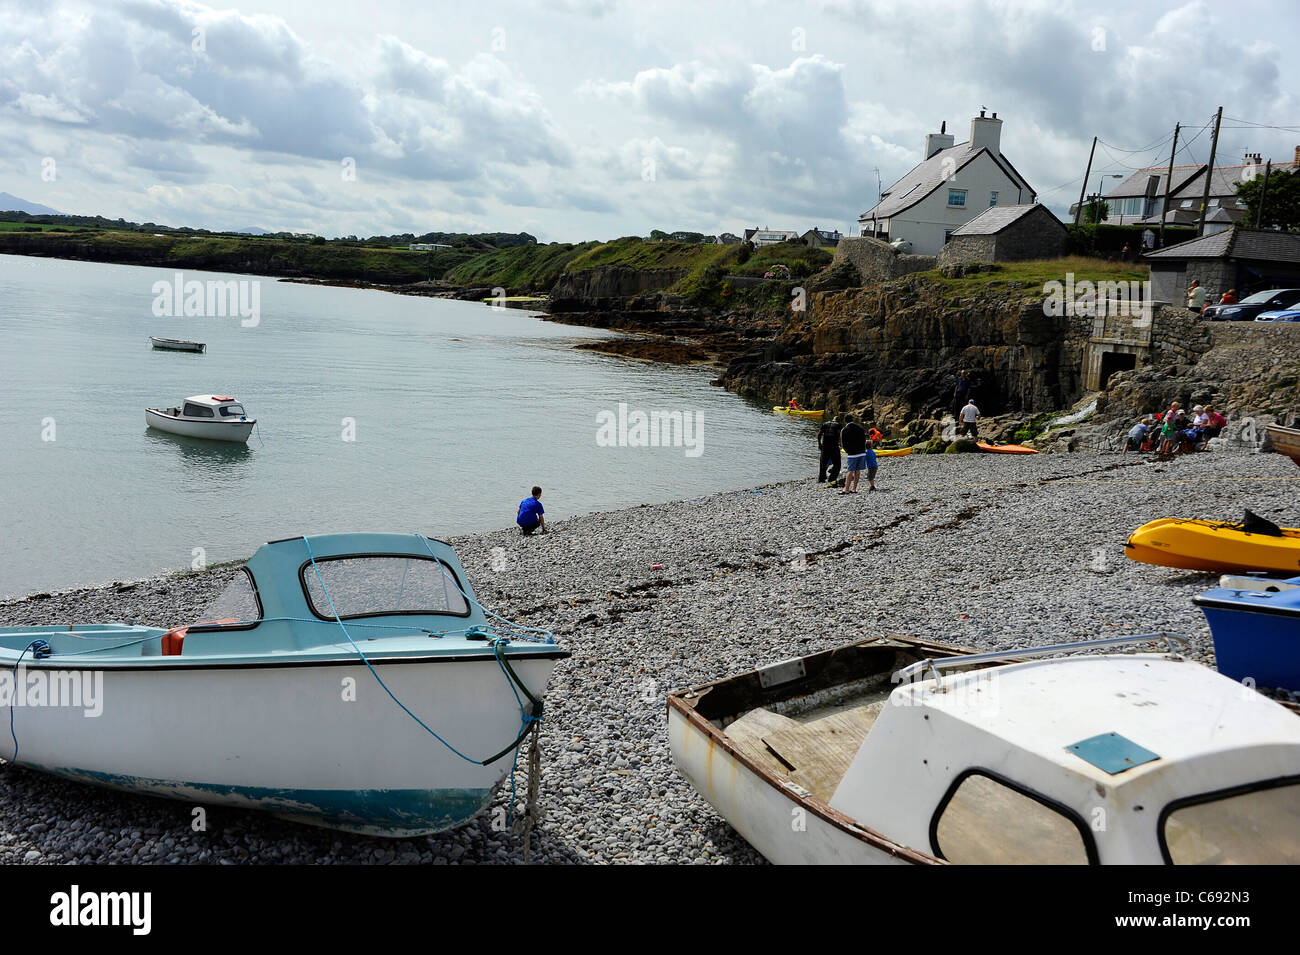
[970,110,1003,156]
[924,121,955,159]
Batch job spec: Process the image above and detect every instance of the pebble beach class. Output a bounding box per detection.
[2,448,1297,865]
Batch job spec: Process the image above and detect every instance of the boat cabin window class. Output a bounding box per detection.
[191,568,263,630]
[183,403,215,418]
[1162,778,1300,864]
[932,771,1093,865]
[218,404,245,417]
[301,556,471,620]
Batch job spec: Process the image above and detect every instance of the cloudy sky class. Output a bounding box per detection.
[2,0,1297,241]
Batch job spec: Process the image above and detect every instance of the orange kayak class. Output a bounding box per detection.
[976,443,1038,454]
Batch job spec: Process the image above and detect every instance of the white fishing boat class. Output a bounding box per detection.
[668,634,1300,864]
[145,395,255,443]
[150,337,206,353]
[0,533,568,837]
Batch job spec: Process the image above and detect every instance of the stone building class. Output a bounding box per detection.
[1143,229,1300,305]
[935,203,1069,267]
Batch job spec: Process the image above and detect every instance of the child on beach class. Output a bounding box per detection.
[517,486,547,535]
[863,440,879,491]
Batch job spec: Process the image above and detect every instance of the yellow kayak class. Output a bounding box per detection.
[773,406,824,420]
[1124,517,1300,574]
[841,447,911,457]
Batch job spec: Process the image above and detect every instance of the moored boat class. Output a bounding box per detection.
[668,633,1300,864]
[773,406,825,420]
[1267,423,1300,469]
[0,533,568,837]
[150,337,206,353]
[146,395,255,443]
[1195,576,1300,691]
[1125,513,1300,575]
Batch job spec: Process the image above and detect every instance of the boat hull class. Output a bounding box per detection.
[1196,586,1300,691]
[773,407,825,420]
[7,654,559,836]
[146,409,254,443]
[151,338,205,353]
[667,705,924,865]
[1267,424,1300,469]
[1125,518,1300,575]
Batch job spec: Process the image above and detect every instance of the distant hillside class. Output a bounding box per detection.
[0,193,61,216]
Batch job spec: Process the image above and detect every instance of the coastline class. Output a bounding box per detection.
[2,449,1296,864]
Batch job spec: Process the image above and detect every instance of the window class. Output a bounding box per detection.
[301,555,471,620]
[219,404,246,417]
[944,230,955,244]
[989,191,998,207]
[183,403,215,418]
[947,189,967,208]
[192,568,262,629]
[1162,778,1300,864]
[931,771,1093,864]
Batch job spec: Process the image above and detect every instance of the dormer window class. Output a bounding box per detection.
[948,189,967,208]
[989,191,999,207]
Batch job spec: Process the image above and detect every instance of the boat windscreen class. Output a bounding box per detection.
[219,405,246,416]
[198,568,262,626]
[302,556,471,619]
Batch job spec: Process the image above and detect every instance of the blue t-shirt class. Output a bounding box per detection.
[864,449,878,468]
[517,497,544,527]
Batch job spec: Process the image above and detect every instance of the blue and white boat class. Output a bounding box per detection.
[0,533,567,837]
[1195,576,1300,691]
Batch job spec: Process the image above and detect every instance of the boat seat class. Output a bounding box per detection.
[723,701,887,801]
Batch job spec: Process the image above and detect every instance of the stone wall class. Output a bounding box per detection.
[832,236,936,284]
[935,209,1070,268]
[935,235,995,267]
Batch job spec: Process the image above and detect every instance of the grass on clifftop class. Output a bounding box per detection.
[444,242,598,291]
[919,256,1150,299]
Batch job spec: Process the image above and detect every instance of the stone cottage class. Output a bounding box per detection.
[1143,229,1300,305]
[935,203,1069,267]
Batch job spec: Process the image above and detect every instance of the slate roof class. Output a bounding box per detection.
[949,203,1059,236]
[859,143,1034,220]
[1105,161,1297,201]
[1143,228,1300,264]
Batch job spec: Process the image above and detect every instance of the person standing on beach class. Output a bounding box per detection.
[863,439,880,492]
[817,413,843,484]
[517,486,547,535]
[841,414,867,494]
[953,370,970,417]
[958,399,980,438]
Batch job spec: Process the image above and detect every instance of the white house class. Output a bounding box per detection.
[858,110,1036,256]
[743,227,800,246]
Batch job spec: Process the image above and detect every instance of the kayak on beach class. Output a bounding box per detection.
[976,442,1038,454]
[841,446,912,457]
[774,406,824,420]
[1125,513,1300,574]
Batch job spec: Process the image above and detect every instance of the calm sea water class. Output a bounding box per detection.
[0,255,813,598]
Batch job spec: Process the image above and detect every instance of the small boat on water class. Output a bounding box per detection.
[1267,423,1300,468]
[1125,512,1300,575]
[668,634,1300,864]
[150,337,206,353]
[773,406,824,420]
[0,533,568,836]
[976,442,1038,454]
[146,395,255,443]
[1195,576,1300,691]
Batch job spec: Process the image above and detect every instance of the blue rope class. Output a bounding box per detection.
[7,640,49,764]
[303,536,532,767]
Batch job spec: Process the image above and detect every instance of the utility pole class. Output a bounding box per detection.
[1255,160,1273,229]
[1196,106,1223,237]
[1158,123,1180,248]
[1075,137,1097,226]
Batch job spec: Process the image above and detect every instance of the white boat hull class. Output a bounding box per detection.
[668,706,929,865]
[146,408,254,443]
[10,654,558,836]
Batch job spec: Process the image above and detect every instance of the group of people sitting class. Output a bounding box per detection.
[1125,401,1226,454]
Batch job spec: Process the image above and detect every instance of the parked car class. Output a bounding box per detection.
[1203,288,1300,321]
[1255,308,1300,322]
